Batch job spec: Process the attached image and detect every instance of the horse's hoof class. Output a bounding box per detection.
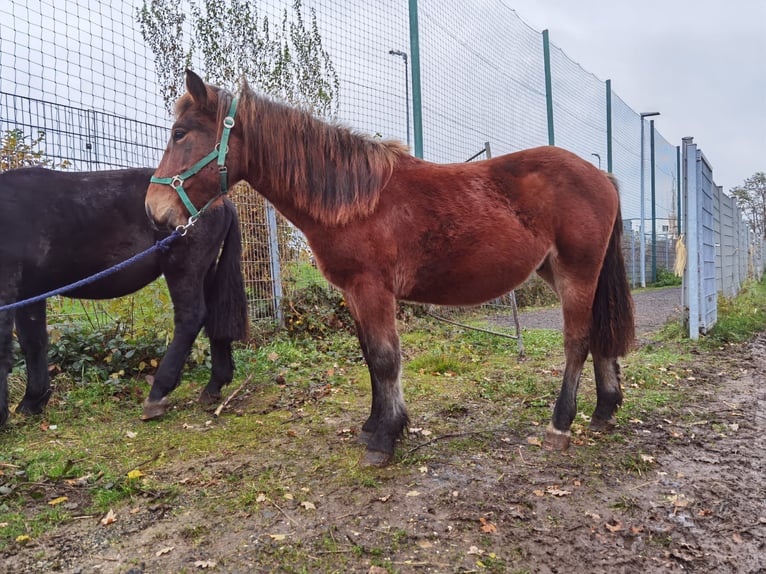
[141,397,170,420]
[361,449,394,468]
[198,389,222,406]
[543,425,571,451]
[15,401,44,416]
[589,415,616,433]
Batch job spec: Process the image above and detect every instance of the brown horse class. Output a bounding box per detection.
[146,70,635,467]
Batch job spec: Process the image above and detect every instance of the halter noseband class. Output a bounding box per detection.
[150,97,238,230]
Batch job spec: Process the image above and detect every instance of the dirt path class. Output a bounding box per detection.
[4,287,765,574]
[514,286,683,336]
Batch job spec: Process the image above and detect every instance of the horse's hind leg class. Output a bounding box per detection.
[0,310,15,426]
[589,352,623,432]
[544,334,589,450]
[345,283,407,467]
[198,339,234,405]
[15,301,53,415]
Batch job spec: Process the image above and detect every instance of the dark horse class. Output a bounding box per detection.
[0,166,248,426]
[146,70,635,466]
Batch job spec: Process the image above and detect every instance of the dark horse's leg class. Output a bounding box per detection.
[141,273,207,420]
[345,283,407,467]
[0,309,15,426]
[15,301,53,415]
[198,339,234,404]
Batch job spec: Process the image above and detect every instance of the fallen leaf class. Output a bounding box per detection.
[126,431,138,439]
[267,352,279,362]
[546,486,572,497]
[640,454,655,463]
[127,469,144,480]
[479,517,497,533]
[39,422,50,431]
[585,512,601,521]
[269,533,287,541]
[406,490,421,497]
[418,466,428,474]
[156,546,174,556]
[15,535,31,544]
[300,501,316,510]
[100,509,117,526]
[194,559,217,568]
[48,496,68,506]
[467,545,484,555]
[378,494,391,502]
[732,532,743,544]
[256,493,267,503]
[0,522,8,528]
[283,493,294,500]
[532,489,545,497]
[630,525,645,535]
[526,436,543,446]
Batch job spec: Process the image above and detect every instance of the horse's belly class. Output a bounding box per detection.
[403,254,540,306]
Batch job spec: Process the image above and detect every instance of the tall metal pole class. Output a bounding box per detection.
[408,0,423,158]
[605,79,613,173]
[649,120,657,283]
[640,119,646,287]
[388,50,410,149]
[542,29,555,145]
[639,111,660,287]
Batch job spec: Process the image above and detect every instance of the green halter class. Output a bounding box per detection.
[150,97,238,227]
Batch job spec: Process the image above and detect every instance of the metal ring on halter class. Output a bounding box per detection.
[214,142,229,154]
[171,176,184,189]
[175,214,199,236]
[223,116,235,129]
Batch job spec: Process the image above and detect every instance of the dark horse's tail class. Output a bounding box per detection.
[590,177,635,357]
[204,201,249,342]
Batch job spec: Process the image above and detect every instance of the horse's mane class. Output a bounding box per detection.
[216,84,408,226]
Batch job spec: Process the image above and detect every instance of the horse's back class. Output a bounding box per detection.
[0,167,164,299]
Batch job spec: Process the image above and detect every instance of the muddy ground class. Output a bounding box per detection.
[3,287,765,573]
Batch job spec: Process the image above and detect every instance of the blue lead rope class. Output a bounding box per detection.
[0,229,182,313]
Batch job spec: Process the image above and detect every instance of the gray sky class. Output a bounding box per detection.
[508,0,766,192]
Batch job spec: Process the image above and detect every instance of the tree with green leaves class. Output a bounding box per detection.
[0,129,70,172]
[730,172,766,239]
[135,0,339,118]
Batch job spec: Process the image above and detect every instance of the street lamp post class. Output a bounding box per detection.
[388,49,410,149]
[639,111,660,287]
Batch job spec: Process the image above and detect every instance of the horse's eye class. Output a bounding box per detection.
[172,129,186,143]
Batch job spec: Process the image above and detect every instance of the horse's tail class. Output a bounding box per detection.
[590,176,635,357]
[204,202,249,342]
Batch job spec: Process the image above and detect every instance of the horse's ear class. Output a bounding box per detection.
[185,69,208,106]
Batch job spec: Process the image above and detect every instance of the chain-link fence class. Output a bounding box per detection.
[0,0,755,331]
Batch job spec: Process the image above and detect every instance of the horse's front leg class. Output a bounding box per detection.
[15,301,53,416]
[544,335,590,451]
[141,283,205,420]
[345,284,407,467]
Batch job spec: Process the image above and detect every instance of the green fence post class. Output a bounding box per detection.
[605,79,613,173]
[542,29,554,146]
[408,0,424,158]
[649,120,657,283]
